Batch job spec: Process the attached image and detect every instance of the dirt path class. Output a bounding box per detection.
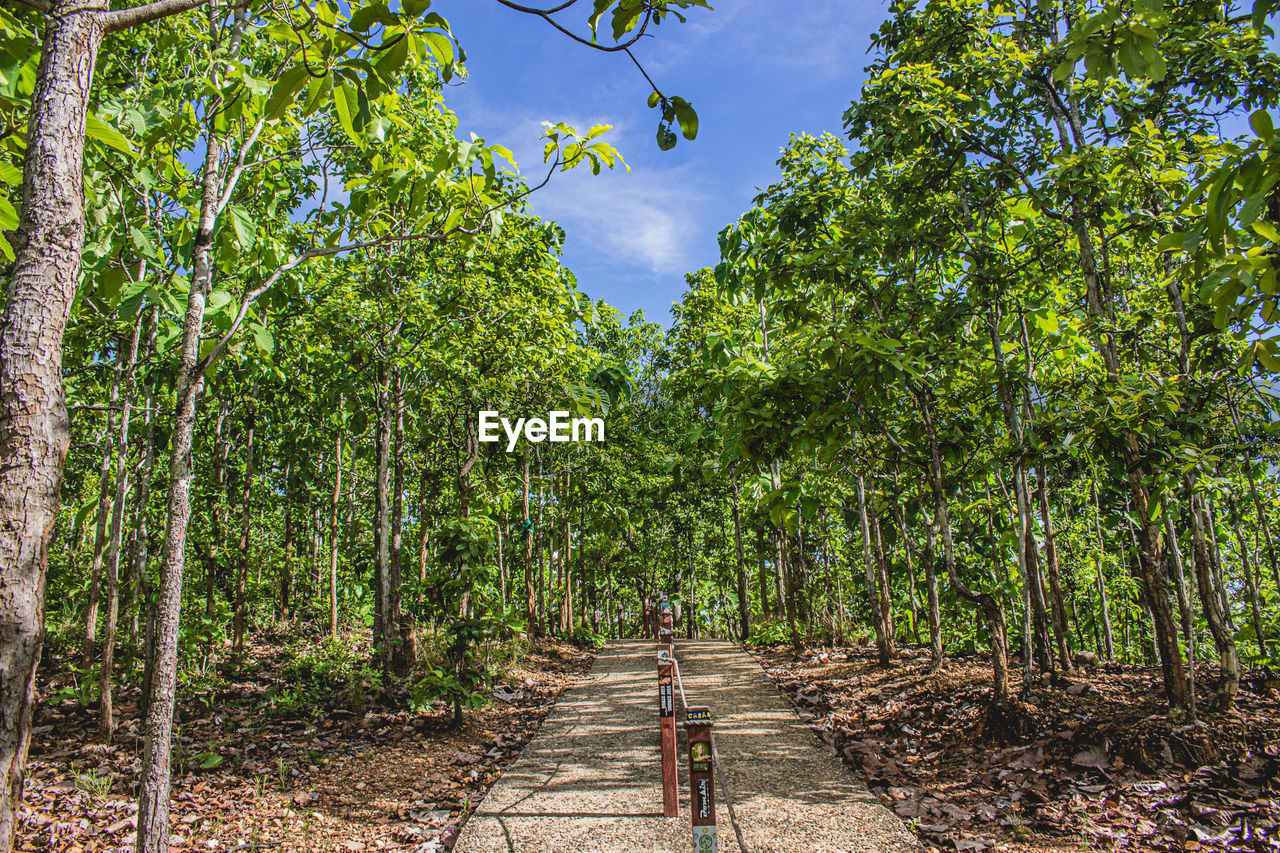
[455,639,920,853]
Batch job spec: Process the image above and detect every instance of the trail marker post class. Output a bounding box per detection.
[685,706,717,852]
[657,596,678,817]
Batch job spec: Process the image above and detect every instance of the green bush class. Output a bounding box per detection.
[746,620,793,646]
[273,635,380,717]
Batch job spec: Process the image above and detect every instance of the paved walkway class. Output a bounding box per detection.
[456,640,920,853]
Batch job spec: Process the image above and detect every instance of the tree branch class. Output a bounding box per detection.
[11,0,50,13]
[101,0,209,33]
[493,0,652,51]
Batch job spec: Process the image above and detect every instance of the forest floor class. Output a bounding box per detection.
[754,643,1280,853]
[18,632,596,853]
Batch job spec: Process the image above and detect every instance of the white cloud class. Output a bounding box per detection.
[447,104,704,276]
[534,166,703,275]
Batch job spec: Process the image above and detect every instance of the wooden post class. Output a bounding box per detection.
[685,706,716,852]
[658,647,678,817]
[658,595,677,816]
[643,598,653,639]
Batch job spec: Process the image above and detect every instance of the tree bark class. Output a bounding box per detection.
[328,399,344,636]
[390,370,408,669]
[1090,482,1116,661]
[204,399,230,621]
[871,514,895,656]
[0,0,108,835]
[917,389,1010,704]
[135,100,225,853]
[523,449,537,636]
[373,372,393,670]
[756,517,770,618]
[559,466,573,634]
[231,389,257,654]
[1164,517,1197,724]
[731,474,749,641]
[857,476,893,666]
[83,340,125,667]
[917,480,944,671]
[1227,495,1269,661]
[98,308,145,742]
[281,463,294,621]
[1188,485,1240,708]
[1035,465,1072,671]
[127,309,161,647]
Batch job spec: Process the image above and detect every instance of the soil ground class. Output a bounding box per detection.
[753,642,1280,853]
[18,635,595,853]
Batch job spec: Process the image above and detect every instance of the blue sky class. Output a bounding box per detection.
[432,1,890,326]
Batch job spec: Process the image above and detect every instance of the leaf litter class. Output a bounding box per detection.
[19,638,595,853]
[753,643,1280,853]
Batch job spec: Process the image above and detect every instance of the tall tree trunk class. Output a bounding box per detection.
[98,308,145,742]
[82,337,126,666]
[1035,465,1072,671]
[1205,497,1235,632]
[731,474,749,641]
[417,464,431,584]
[918,480,944,671]
[917,389,1010,705]
[559,466,573,634]
[455,411,479,620]
[756,517,770,618]
[1046,78,1187,708]
[1227,495,1269,661]
[523,449,537,636]
[1090,483,1116,660]
[127,309,161,647]
[580,475,590,632]
[328,401,344,636]
[537,448,546,636]
[871,514,895,656]
[857,476,893,666]
[205,400,230,621]
[1164,517,1197,724]
[280,463,294,621]
[232,389,257,654]
[373,372,392,670]
[0,4,108,842]
[136,116,224,853]
[1225,392,1280,591]
[390,370,408,669]
[1188,485,1240,708]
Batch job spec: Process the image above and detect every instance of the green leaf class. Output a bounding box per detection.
[265,65,308,120]
[250,322,275,354]
[0,197,16,231]
[671,97,698,141]
[86,113,136,158]
[333,82,361,145]
[656,123,677,151]
[129,225,163,264]
[0,160,21,187]
[421,32,455,69]
[1253,219,1280,244]
[227,206,257,250]
[1252,109,1275,141]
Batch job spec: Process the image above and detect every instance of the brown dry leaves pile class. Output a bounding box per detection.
[754,644,1280,853]
[19,640,595,853]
